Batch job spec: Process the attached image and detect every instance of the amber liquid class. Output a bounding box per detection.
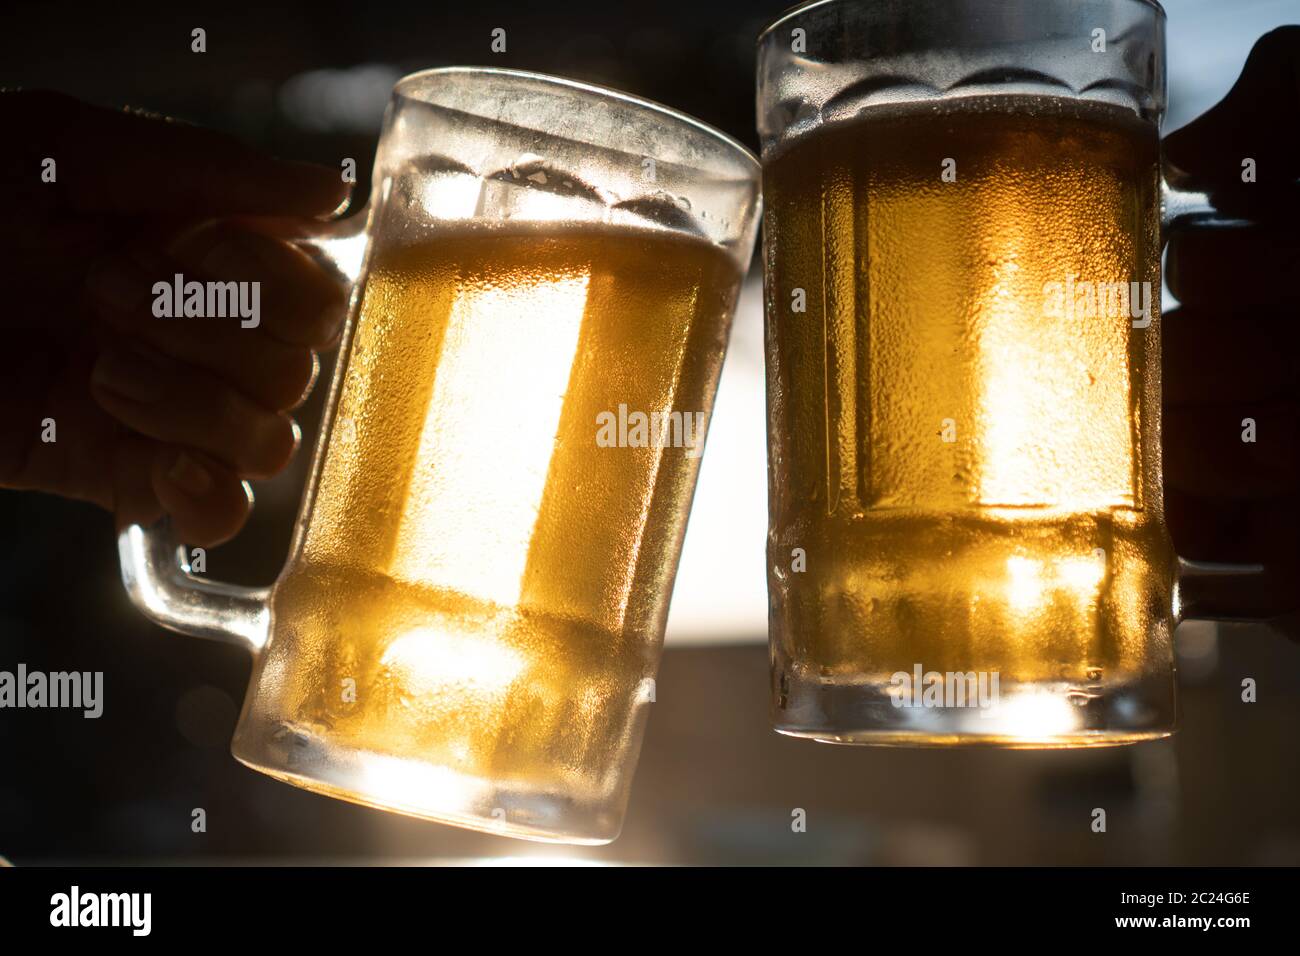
[241,223,739,814]
[763,96,1175,740]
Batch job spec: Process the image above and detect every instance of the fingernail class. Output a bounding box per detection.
[86,256,149,312]
[91,351,167,403]
[166,451,213,497]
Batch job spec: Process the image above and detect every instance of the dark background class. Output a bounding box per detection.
[1,0,1298,865]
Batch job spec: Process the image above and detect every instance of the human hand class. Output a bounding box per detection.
[0,90,350,545]
[1161,26,1300,637]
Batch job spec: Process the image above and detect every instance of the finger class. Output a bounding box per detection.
[1260,608,1300,643]
[1163,26,1300,220]
[150,446,254,547]
[84,219,348,350]
[1243,496,1300,565]
[112,434,165,533]
[5,89,350,218]
[1166,487,1300,565]
[1164,486,1247,561]
[1162,305,1300,405]
[85,247,323,412]
[1166,228,1300,309]
[165,219,349,347]
[89,348,299,479]
[1163,400,1300,498]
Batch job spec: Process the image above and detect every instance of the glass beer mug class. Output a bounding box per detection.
[758,0,1267,745]
[119,68,760,842]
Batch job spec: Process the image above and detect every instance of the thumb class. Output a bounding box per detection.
[1163,26,1300,220]
[5,90,351,219]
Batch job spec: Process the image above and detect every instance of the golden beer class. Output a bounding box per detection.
[238,223,739,824]
[763,95,1175,743]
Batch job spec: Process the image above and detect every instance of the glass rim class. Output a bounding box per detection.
[393,66,760,173]
[756,0,1168,44]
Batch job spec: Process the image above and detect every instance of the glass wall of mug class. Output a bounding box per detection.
[757,0,1176,745]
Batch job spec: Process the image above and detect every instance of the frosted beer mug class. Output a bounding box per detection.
[118,68,760,842]
[758,0,1268,745]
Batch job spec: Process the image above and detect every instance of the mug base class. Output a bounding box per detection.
[773,671,1176,748]
[232,719,622,845]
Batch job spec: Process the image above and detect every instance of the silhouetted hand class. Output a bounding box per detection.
[0,90,349,546]
[1162,26,1300,638]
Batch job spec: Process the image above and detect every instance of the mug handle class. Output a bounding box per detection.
[116,210,370,651]
[1162,165,1275,623]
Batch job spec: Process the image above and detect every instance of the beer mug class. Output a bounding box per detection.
[119,68,760,842]
[758,0,1266,745]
